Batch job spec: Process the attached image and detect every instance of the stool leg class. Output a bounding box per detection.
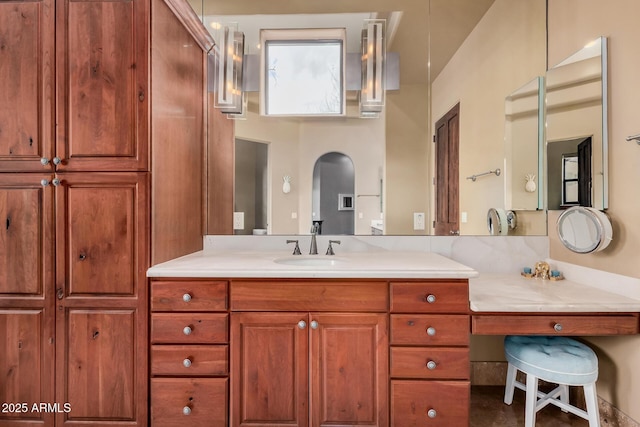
[560,384,569,413]
[583,383,600,427]
[525,374,538,427]
[504,363,517,405]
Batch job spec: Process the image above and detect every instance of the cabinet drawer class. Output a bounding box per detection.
[391,281,469,313]
[472,314,640,335]
[391,380,469,426]
[391,314,469,346]
[151,313,229,344]
[231,280,388,311]
[151,280,228,312]
[151,345,228,376]
[390,347,469,379]
[151,377,228,426]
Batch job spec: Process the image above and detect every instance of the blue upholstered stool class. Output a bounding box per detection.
[503,335,600,427]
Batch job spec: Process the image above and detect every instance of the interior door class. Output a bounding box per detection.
[434,103,460,236]
[577,137,592,207]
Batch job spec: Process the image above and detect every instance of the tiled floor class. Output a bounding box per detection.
[471,386,591,426]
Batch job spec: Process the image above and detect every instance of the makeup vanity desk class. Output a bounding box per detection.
[469,273,640,335]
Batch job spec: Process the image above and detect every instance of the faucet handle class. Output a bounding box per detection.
[326,240,341,255]
[286,239,301,255]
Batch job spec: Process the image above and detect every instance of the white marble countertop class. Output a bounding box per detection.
[470,273,640,312]
[146,250,479,279]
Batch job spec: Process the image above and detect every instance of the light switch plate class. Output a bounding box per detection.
[233,212,244,230]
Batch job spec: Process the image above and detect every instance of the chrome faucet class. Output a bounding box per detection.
[309,224,319,255]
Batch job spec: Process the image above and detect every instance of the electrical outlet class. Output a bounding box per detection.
[233,212,244,230]
[291,212,297,219]
[461,212,468,223]
[413,212,425,230]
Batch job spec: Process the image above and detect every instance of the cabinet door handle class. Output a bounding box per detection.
[183,358,192,368]
[41,179,50,187]
[553,323,563,332]
[53,157,62,166]
[427,408,437,418]
[56,288,64,300]
[40,157,50,166]
[182,293,192,303]
[182,406,191,415]
[52,178,61,186]
[310,320,319,330]
[426,327,436,336]
[425,294,436,304]
[297,320,307,329]
[426,360,437,370]
[183,326,192,335]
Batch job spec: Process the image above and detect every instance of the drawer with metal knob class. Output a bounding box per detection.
[391,380,469,426]
[390,347,469,379]
[151,377,228,426]
[391,314,469,346]
[151,345,229,376]
[151,313,229,344]
[151,280,228,312]
[471,314,640,335]
[390,281,469,313]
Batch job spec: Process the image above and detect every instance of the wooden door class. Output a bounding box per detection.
[310,313,388,427]
[231,312,309,427]
[54,172,148,426]
[434,104,460,236]
[577,137,592,207]
[55,0,148,171]
[0,0,55,172]
[0,175,55,427]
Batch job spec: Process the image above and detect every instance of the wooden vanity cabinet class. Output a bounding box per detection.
[390,280,471,426]
[230,280,389,427]
[150,279,229,427]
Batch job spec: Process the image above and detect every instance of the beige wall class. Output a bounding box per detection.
[548,0,640,421]
[431,0,547,235]
[235,105,384,235]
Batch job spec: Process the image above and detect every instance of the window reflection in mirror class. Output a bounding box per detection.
[545,37,608,210]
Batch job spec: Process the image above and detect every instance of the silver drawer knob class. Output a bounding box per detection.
[426,360,437,370]
[554,323,563,332]
[182,293,192,302]
[183,326,192,335]
[426,327,436,336]
[41,179,50,187]
[427,408,437,418]
[182,406,191,415]
[53,156,62,165]
[298,320,306,329]
[426,294,436,304]
[40,157,50,166]
[310,320,319,330]
[183,358,192,368]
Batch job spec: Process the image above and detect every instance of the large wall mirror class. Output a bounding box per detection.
[193,0,548,236]
[545,37,608,211]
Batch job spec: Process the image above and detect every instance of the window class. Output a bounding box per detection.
[260,29,346,116]
[561,154,578,206]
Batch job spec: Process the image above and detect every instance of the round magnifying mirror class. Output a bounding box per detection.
[556,206,612,253]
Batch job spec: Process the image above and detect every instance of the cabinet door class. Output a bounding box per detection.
[57,309,139,425]
[310,313,389,427]
[0,309,55,427]
[231,312,309,427]
[54,172,148,426]
[0,0,55,172]
[55,173,148,299]
[55,0,148,171]
[0,174,54,299]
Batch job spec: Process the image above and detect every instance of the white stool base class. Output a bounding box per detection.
[504,363,600,427]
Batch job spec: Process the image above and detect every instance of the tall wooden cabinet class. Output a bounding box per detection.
[1,0,208,424]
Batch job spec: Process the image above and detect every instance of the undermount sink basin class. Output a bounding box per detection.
[274,256,347,267]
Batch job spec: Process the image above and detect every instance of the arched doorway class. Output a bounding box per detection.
[312,152,355,235]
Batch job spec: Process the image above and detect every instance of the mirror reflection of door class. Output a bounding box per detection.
[548,136,592,209]
[312,152,355,235]
[235,139,268,235]
[434,103,460,236]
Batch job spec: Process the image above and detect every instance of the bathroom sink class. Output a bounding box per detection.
[274,256,347,267]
